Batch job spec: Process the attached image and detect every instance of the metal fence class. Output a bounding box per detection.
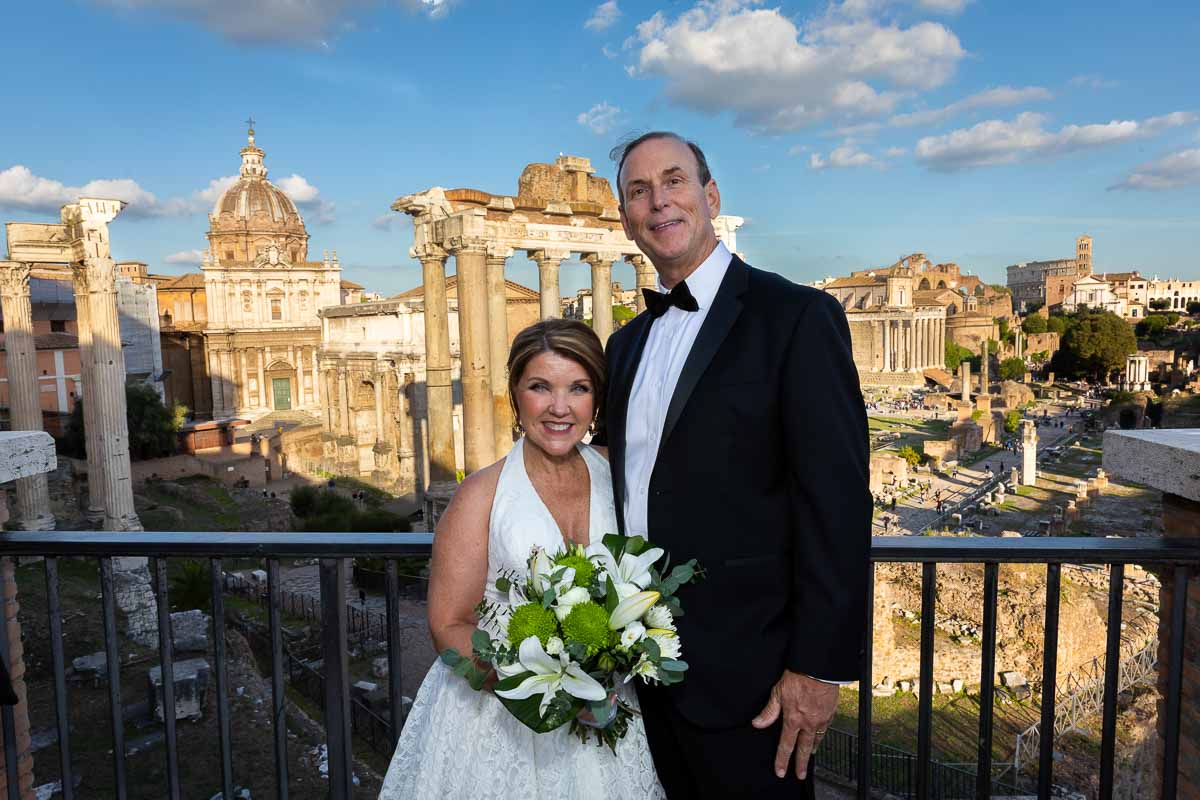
[2,532,1198,800]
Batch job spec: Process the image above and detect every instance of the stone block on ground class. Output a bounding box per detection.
[148,657,211,722]
[951,678,964,693]
[72,651,109,682]
[170,609,211,652]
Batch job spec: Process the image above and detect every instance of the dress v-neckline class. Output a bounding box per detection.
[519,438,594,550]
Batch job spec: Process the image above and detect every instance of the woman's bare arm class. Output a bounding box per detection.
[427,461,503,659]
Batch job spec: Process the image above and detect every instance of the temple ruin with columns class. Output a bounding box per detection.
[385,154,743,518]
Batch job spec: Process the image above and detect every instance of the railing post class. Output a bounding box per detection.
[320,558,353,799]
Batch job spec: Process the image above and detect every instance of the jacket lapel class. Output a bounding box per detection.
[658,256,749,455]
[609,312,655,533]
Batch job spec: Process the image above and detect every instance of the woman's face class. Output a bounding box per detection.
[514,351,596,458]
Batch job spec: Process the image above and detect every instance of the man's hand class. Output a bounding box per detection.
[751,670,839,780]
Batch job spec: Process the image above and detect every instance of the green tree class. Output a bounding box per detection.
[997,318,1011,342]
[1188,301,1200,315]
[1046,314,1070,336]
[897,445,921,468]
[1137,315,1168,338]
[1166,312,1181,325]
[944,341,974,372]
[1149,299,1171,311]
[999,357,1026,381]
[1004,410,1021,434]
[126,384,186,460]
[612,304,635,323]
[1050,310,1137,380]
[61,384,184,461]
[1021,314,1048,335]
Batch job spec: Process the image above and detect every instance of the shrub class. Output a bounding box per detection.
[998,357,1026,381]
[612,304,635,323]
[1188,301,1200,315]
[126,384,185,460]
[1149,299,1171,311]
[170,560,211,612]
[289,485,320,517]
[1021,314,1048,335]
[1136,315,1168,338]
[945,341,974,372]
[1004,410,1021,434]
[897,445,921,468]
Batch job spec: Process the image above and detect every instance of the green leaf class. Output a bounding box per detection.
[495,576,511,592]
[439,648,463,667]
[605,575,619,613]
[641,637,661,661]
[626,535,647,555]
[542,589,556,610]
[602,533,626,560]
[493,676,582,734]
[471,629,493,653]
[660,659,688,672]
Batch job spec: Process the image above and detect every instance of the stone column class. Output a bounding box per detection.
[0,263,55,530]
[256,349,267,410]
[980,339,990,394]
[584,253,616,344]
[239,350,251,410]
[938,318,946,368]
[72,276,105,523]
[337,366,351,438]
[917,318,926,369]
[293,346,303,406]
[1020,420,1038,486]
[629,254,657,315]
[882,319,892,372]
[530,250,568,320]
[373,370,385,443]
[65,199,141,532]
[960,361,971,403]
[486,247,515,458]
[322,368,336,433]
[449,239,495,473]
[311,348,320,405]
[397,374,418,495]
[417,248,457,485]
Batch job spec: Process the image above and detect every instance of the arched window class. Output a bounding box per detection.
[918,278,931,291]
[936,280,947,289]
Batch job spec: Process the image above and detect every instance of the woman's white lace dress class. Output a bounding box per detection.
[379,438,665,799]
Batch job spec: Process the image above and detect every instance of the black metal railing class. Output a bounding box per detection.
[2,532,1198,800]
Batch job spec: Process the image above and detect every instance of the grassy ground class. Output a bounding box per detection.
[869,416,952,453]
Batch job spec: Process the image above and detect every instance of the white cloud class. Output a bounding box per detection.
[0,165,191,218]
[577,102,622,135]
[602,44,618,59]
[372,213,412,231]
[165,249,207,265]
[585,1,621,31]
[915,0,970,12]
[915,111,1197,171]
[810,143,878,169]
[884,146,907,157]
[1069,74,1120,90]
[890,85,1051,127]
[276,173,336,224]
[93,0,449,45]
[629,0,966,132]
[1110,149,1200,191]
[196,174,239,206]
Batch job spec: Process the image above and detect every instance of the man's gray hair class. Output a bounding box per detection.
[609,131,713,206]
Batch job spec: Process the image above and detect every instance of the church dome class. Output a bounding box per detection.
[207,124,309,265]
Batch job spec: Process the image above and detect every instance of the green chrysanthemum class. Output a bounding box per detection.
[561,601,617,655]
[554,554,596,588]
[506,603,560,648]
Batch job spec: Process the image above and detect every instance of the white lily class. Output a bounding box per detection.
[609,590,661,630]
[495,636,607,716]
[587,542,664,598]
[553,586,591,622]
[530,549,554,594]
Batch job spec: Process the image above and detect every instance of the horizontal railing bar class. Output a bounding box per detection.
[4,533,1199,563]
[0,531,434,557]
[871,536,1200,563]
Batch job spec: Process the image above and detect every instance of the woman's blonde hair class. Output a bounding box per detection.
[507,319,607,425]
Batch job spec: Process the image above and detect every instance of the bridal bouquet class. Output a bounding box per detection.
[440,534,702,751]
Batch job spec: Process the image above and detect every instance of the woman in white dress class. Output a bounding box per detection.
[380,319,664,799]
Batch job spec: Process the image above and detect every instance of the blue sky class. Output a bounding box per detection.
[2,0,1198,297]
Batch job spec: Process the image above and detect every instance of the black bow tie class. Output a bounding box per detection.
[643,281,699,319]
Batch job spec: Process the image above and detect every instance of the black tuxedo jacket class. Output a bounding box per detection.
[599,255,871,729]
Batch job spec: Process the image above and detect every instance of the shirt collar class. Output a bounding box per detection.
[656,240,732,311]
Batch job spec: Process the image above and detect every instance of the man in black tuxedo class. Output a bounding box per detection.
[599,132,871,798]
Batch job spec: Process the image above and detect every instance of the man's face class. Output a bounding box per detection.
[618,137,721,275]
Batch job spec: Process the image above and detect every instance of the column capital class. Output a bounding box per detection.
[581,251,622,267]
[445,236,489,256]
[528,248,571,265]
[412,241,449,264]
[0,261,32,299]
[486,244,514,262]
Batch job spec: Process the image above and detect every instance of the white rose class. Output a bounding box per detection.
[545,636,564,656]
[620,621,646,648]
[644,604,675,631]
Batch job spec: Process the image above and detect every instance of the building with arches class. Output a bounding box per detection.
[200,126,344,419]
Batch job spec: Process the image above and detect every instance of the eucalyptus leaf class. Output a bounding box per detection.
[642,637,661,661]
[660,659,688,672]
[495,576,511,592]
[439,648,463,667]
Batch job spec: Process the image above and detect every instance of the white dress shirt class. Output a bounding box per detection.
[623,241,731,537]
